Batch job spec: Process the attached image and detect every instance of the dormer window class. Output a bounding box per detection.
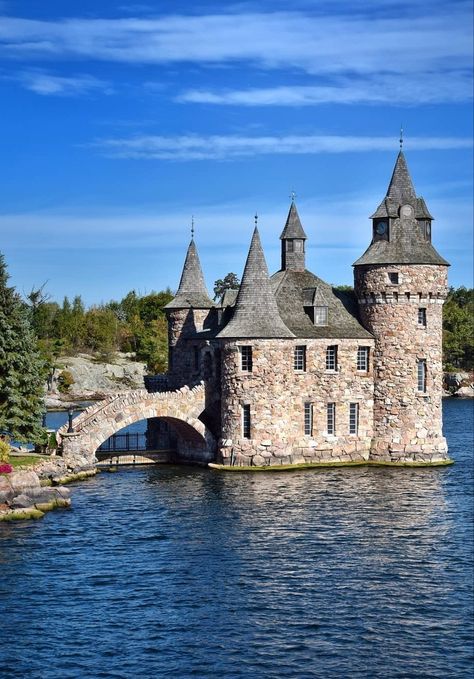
[287,240,294,253]
[314,306,328,326]
[374,220,389,241]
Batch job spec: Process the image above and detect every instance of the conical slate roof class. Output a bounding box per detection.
[165,238,214,309]
[355,151,449,267]
[280,201,307,240]
[217,227,294,339]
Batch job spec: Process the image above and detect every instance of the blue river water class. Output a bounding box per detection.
[0,398,472,678]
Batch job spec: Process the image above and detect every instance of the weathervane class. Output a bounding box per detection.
[290,190,297,202]
[191,215,195,239]
[254,212,258,227]
[399,125,404,150]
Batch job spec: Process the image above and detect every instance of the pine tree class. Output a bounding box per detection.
[0,253,46,443]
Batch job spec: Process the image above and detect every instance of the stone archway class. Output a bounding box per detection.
[58,383,215,465]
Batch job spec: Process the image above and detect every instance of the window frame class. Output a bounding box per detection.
[304,402,313,436]
[357,346,370,372]
[294,345,307,372]
[349,403,359,435]
[417,359,427,393]
[240,345,253,372]
[327,402,336,435]
[388,272,399,285]
[242,404,251,438]
[314,306,328,327]
[418,308,427,327]
[326,345,338,372]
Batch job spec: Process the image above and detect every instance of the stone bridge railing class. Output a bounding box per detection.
[58,383,214,465]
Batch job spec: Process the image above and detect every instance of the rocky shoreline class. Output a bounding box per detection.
[0,453,97,522]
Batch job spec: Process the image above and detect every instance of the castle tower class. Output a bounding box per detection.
[354,151,450,463]
[280,200,307,272]
[164,236,213,388]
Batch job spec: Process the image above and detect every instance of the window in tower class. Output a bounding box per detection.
[294,346,306,371]
[304,402,313,436]
[314,306,328,326]
[357,346,370,372]
[417,359,427,393]
[327,403,336,435]
[242,404,251,438]
[240,346,253,372]
[418,308,427,327]
[287,240,294,252]
[388,272,399,285]
[326,345,338,371]
[349,403,359,435]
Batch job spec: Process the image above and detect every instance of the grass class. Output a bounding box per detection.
[8,455,43,469]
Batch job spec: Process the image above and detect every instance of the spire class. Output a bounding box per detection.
[280,199,307,272]
[386,151,416,205]
[165,237,213,309]
[217,227,294,339]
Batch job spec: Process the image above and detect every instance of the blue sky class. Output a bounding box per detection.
[0,0,472,305]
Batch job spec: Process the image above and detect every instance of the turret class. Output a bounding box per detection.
[165,236,213,388]
[280,200,307,272]
[354,151,450,463]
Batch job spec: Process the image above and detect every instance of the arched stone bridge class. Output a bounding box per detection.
[58,383,215,465]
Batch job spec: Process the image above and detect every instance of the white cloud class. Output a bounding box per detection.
[177,72,473,107]
[16,70,113,96]
[0,10,471,80]
[96,133,473,161]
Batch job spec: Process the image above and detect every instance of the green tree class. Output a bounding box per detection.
[213,273,240,301]
[443,286,474,371]
[0,254,46,443]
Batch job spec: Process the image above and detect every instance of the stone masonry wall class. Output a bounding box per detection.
[355,264,449,462]
[218,338,375,466]
[167,309,211,390]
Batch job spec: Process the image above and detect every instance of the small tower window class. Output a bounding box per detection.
[294,346,306,371]
[349,403,359,435]
[314,306,328,326]
[388,272,399,285]
[286,240,294,253]
[242,404,251,438]
[417,359,427,393]
[357,347,370,371]
[240,346,253,372]
[327,403,336,435]
[418,308,427,327]
[326,345,338,371]
[304,402,313,436]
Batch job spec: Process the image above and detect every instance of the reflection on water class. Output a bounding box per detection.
[0,399,472,678]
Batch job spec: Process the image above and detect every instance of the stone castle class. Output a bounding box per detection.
[163,151,451,467]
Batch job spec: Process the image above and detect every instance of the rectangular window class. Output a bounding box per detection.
[242,404,251,438]
[417,359,427,392]
[327,403,336,435]
[304,402,313,436]
[287,240,294,252]
[357,346,370,371]
[240,346,253,372]
[314,306,328,326]
[418,308,427,327]
[294,346,306,371]
[326,345,338,371]
[349,403,359,435]
[388,272,399,285]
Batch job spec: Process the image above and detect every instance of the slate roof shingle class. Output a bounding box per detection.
[165,238,214,309]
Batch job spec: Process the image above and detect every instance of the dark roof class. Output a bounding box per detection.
[217,227,294,339]
[280,201,307,240]
[165,238,214,309]
[271,270,373,339]
[356,151,448,267]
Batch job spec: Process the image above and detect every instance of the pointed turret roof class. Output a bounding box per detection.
[355,151,449,267]
[165,238,213,309]
[280,201,307,240]
[217,227,294,339]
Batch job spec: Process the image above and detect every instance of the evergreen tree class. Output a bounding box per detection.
[0,253,46,442]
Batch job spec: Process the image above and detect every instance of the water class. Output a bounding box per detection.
[1,399,472,678]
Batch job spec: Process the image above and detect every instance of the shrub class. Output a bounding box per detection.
[0,462,13,474]
[0,438,10,463]
[57,369,75,393]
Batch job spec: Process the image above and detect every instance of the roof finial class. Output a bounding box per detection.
[254,212,258,228]
[191,215,195,239]
[399,125,404,150]
[290,190,296,203]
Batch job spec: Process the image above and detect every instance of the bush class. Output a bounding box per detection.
[0,438,10,463]
[0,462,13,474]
[57,369,75,393]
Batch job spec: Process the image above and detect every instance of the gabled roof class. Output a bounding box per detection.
[217,227,294,339]
[280,201,307,240]
[272,270,373,339]
[165,238,214,309]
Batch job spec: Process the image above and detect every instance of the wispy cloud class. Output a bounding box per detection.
[15,70,113,96]
[0,11,471,78]
[177,72,473,107]
[96,133,473,161]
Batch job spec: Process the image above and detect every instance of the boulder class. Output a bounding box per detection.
[454,386,474,398]
[9,471,41,493]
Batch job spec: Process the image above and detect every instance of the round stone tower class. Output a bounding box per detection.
[353,151,450,464]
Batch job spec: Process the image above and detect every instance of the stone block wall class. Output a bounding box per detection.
[355,263,449,462]
[167,308,212,389]
[218,338,375,466]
